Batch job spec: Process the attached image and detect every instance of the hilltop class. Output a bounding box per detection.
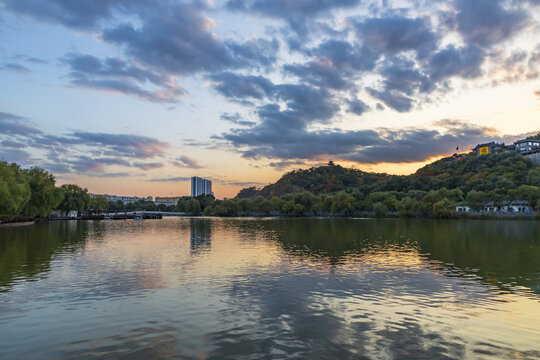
[236,152,540,199]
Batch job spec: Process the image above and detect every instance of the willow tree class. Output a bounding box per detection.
[22,167,63,217]
[0,162,31,216]
[57,184,91,215]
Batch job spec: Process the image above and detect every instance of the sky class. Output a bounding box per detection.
[0,0,539,199]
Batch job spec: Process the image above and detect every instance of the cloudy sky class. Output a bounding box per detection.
[1,0,539,198]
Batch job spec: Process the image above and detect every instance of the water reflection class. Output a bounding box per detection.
[0,218,539,359]
[0,221,94,291]
[190,218,212,253]
[253,218,540,295]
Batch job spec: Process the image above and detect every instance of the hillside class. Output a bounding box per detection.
[239,162,393,199]
[236,152,540,199]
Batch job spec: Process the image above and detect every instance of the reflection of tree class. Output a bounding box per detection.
[190,218,212,253]
[0,221,95,291]
[248,218,540,295]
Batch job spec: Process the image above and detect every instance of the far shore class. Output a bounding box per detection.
[0,221,35,227]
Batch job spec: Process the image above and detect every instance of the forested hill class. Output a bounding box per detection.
[237,162,392,199]
[236,152,540,199]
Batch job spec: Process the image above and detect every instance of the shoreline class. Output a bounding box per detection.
[0,221,35,227]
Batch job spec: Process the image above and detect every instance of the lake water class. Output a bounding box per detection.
[0,218,539,359]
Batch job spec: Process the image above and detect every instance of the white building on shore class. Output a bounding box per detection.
[90,193,153,204]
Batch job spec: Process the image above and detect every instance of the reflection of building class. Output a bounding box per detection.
[154,197,182,206]
[90,193,152,204]
[191,177,213,197]
[190,218,212,252]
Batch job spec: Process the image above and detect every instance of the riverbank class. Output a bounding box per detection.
[0,220,35,227]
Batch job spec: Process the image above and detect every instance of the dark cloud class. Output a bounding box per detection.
[1,140,27,148]
[69,156,131,172]
[209,72,275,100]
[101,3,278,75]
[226,0,360,17]
[343,121,493,163]
[428,45,485,82]
[453,0,528,47]
[71,132,169,159]
[0,110,176,176]
[149,177,191,182]
[346,98,370,116]
[0,148,30,162]
[219,118,498,164]
[353,16,438,58]
[1,0,154,30]
[26,57,47,64]
[40,163,72,174]
[220,113,256,127]
[2,62,31,73]
[62,53,184,102]
[378,60,433,95]
[366,88,414,113]
[173,155,204,169]
[283,40,377,90]
[268,160,307,170]
[93,172,131,178]
[0,112,42,136]
[226,0,360,36]
[132,162,165,171]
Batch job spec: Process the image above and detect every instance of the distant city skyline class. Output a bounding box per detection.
[1,0,539,198]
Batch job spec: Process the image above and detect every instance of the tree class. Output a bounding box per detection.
[281,200,296,215]
[466,190,487,211]
[57,184,91,215]
[0,162,31,215]
[433,198,455,218]
[91,196,109,214]
[373,202,387,218]
[398,197,418,217]
[187,198,201,216]
[22,167,62,217]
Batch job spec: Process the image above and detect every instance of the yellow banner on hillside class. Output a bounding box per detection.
[479,146,489,155]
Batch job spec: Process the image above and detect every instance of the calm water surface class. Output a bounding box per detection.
[0,218,539,359]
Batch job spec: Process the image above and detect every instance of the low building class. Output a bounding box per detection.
[473,142,506,156]
[514,139,540,155]
[90,193,152,204]
[154,197,182,206]
[483,201,499,213]
[51,210,78,218]
[503,200,533,214]
[455,204,471,213]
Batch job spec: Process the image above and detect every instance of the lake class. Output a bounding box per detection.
[0,218,539,359]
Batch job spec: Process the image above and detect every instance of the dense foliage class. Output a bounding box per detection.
[0,161,91,220]
[2,151,539,221]
[225,153,540,217]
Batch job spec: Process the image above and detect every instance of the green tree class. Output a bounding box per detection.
[465,190,487,211]
[57,184,91,215]
[187,198,201,216]
[22,167,62,217]
[373,202,387,218]
[281,200,296,215]
[398,197,418,217]
[91,196,109,214]
[0,162,31,215]
[433,198,455,218]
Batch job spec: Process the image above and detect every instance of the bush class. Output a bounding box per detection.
[373,202,387,218]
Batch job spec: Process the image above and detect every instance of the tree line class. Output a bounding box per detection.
[0,161,95,221]
[2,149,540,221]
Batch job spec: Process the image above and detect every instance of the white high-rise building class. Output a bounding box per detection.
[191,176,213,197]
